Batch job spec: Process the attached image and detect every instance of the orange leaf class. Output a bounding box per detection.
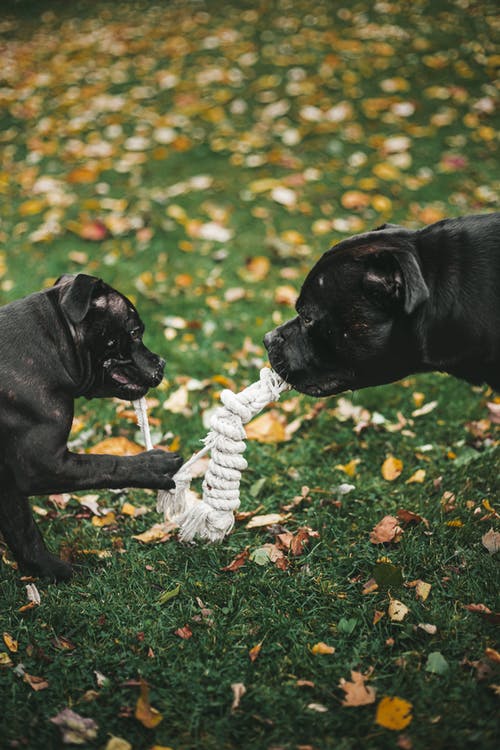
[375,696,413,730]
[241,256,270,282]
[88,437,143,456]
[370,516,404,544]
[339,670,376,706]
[24,672,49,691]
[311,642,335,655]
[246,412,288,443]
[91,512,116,528]
[135,679,163,729]
[381,455,403,481]
[221,548,249,572]
[174,625,193,639]
[249,642,263,662]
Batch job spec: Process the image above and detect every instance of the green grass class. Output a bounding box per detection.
[0,1,499,748]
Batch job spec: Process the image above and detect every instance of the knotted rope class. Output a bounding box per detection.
[133,367,290,542]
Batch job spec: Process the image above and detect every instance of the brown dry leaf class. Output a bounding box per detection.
[3,633,18,653]
[463,603,500,623]
[339,670,376,706]
[132,521,178,544]
[375,696,413,730]
[24,672,49,691]
[290,527,319,556]
[221,548,249,572]
[485,647,500,664]
[397,508,429,528]
[486,401,500,424]
[246,513,289,529]
[249,641,263,662]
[88,437,142,456]
[311,642,335,655]
[246,411,288,443]
[370,516,404,544]
[50,708,99,744]
[482,528,500,555]
[414,580,432,602]
[381,455,403,481]
[135,678,163,729]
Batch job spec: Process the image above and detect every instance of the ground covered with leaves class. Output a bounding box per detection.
[0,1,499,748]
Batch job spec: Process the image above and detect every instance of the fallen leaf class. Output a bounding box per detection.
[339,670,376,706]
[418,623,438,635]
[425,651,449,675]
[24,672,49,691]
[240,256,271,282]
[231,682,246,712]
[388,598,410,622]
[486,401,500,424]
[375,696,413,730]
[249,641,263,662]
[482,528,500,555]
[132,521,177,544]
[50,708,99,744]
[381,456,403,481]
[135,678,163,729]
[246,513,289,529]
[0,652,13,667]
[307,702,328,712]
[415,580,432,602]
[174,625,193,639]
[372,561,403,588]
[370,516,404,544]
[250,544,286,566]
[405,469,426,484]
[412,400,438,417]
[221,548,249,572]
[397,508,429,528]
[91,512,116,528]
[157,584,181,605]
[104,737,132,750]
[246,412,288,443]
[335,458,361,477]
[3,633,18,653]
[88,437,142,456]
[311,642,335,655]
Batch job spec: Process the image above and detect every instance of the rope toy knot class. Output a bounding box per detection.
[134,367,290,542]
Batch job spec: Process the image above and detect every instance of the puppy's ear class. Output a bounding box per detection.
[57,274,103,324]
[363,250,429,314]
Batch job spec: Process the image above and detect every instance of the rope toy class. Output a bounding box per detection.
[133,367,290,542]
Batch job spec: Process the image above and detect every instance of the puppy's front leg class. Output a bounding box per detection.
[13,445,183,496]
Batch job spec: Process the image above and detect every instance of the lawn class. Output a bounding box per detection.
[0,1,499,749]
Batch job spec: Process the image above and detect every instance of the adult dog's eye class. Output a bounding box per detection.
[302,316,313,327]
[106,338,118,348]
[130,328,142,342]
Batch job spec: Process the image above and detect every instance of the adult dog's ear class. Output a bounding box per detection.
[56,274,103,324]
[363,250,429,314]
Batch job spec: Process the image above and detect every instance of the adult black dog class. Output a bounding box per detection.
[265,212,500,396]
[0,274,182,581]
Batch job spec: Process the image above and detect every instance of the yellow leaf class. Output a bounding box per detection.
[375,696,413,730]
[406,469,426,484]
[132,521,178,544]
[246,412,288,443]
[311,642,336,655]
[3,633,18,653]
[341,190,371,210]
[0,652,13,667]
[91,512,116,528]
[415,580,432,601]
[19,199,45,216]
[381,455,403,481]
[388,598,409,622]
[335,458,361,478]
[88,437,142,456]
[372,162,400,181]
[121,502,137,516]
[104,737,133,750]
[135,678,163,729]
[446,519,464,527]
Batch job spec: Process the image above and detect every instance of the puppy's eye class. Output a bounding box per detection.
[130,328,142,342]
[301,316,313,327]
[106,338,118,348]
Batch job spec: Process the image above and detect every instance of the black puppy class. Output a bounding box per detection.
[265,212,500,396]
[0,274,182,581]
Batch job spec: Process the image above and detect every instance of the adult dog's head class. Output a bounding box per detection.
[56,274,165,400]
[265,226,430,397]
